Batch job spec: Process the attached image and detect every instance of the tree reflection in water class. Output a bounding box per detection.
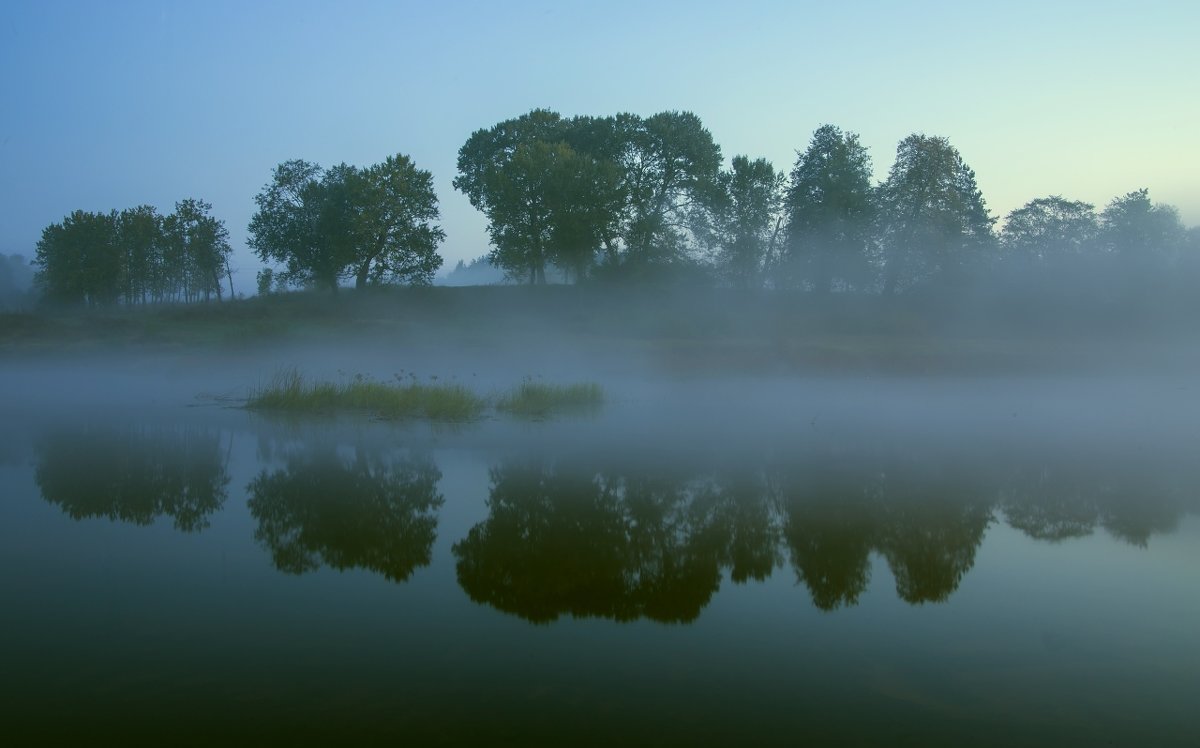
[456,451,1192,622]
[247,444,442,583]
[35,425,230,531]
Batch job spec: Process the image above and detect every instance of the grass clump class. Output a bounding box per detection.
[496,380,605,418]
[248,369,487,421]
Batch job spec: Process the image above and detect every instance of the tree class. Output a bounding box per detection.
[782,125,875,293]
[1001,196,1098,264]
[347,155,444,287]
[476,140,619,283]
[34,210,121,306]
[455,111,620,283]
[250,156,443,291]
[114,205,163,305]
[606,111,724,275]
[876,134,995,294]
[249,159,349,292]
[713,155,784,288]
[162,198,232,302]
[1099,189,1185,273]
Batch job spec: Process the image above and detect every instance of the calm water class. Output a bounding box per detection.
[1,382,1198,746]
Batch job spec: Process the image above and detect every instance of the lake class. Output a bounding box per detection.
[1,373,1197,745]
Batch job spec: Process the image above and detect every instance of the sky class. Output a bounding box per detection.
[1,0,1197,294]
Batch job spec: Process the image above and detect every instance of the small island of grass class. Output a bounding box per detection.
[246,370,604,421]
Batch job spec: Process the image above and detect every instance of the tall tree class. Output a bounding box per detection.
[782,125,875,293]
[713,155,784,288]
[875,134,995,294]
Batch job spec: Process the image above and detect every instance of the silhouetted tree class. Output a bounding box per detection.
[1001,196,1098,265]
[1098,189,1185,288]
[35,426,230,531]
[782,125,875,293]
[781,482,877,611]
[114,205,163,305]
[454,462,725,623]
[34,210,121,306]
[247,447,443,582]
[162,198,232,302]
[712,155,785,288]
[876,134,995,294]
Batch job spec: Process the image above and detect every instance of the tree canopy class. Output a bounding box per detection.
[33,200,230,306]
[249,155,444,291]
[783,124,875,293]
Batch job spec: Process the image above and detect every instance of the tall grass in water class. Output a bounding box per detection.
[495,380,605,418]
[247,369,487,421]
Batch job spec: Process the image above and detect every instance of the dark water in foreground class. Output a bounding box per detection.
[1,384,1198,746]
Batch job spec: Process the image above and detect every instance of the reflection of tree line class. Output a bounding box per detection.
[32,433,1196,622]
[35,426,230,531]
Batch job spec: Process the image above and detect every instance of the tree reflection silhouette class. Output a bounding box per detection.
[998,462,1189,548]
[454,462,745,623]
[456,452,1193,622]
[35,426,229,531]
[247,446,442,582]
[776,459,990,606]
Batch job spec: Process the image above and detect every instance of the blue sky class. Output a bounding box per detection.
[2,0,1196,293]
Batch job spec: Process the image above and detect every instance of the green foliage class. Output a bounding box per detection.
[876,134,996,293]
[495,380,605,417]
[1099,189,1185,266]
[247,445,443,582]
[783,124,875,292]
[33,201,231,306]
[247,370,605,421]
[1001,196,1098,262]
[35,426,230,532]
[711,155,785,288]
[455,109,723,283]
[35,210,120,305]
[249,155,443,291]
[247,369,488,421]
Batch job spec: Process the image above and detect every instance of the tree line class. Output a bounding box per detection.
[35,429,1191,621]
[27,109,1197,306]
[34,199,233,306]
[457,110,1197,294]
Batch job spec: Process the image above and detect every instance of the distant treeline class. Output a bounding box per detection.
[455,110,1198,296]
[27,108,1199,308]
[0,253,35,310]
[34,200,232,306]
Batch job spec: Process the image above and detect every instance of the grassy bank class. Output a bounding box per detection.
[247,370,604,421]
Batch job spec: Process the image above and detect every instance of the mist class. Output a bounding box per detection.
[4,8,1200,742]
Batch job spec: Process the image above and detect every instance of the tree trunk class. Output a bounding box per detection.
[355,261,370,290]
